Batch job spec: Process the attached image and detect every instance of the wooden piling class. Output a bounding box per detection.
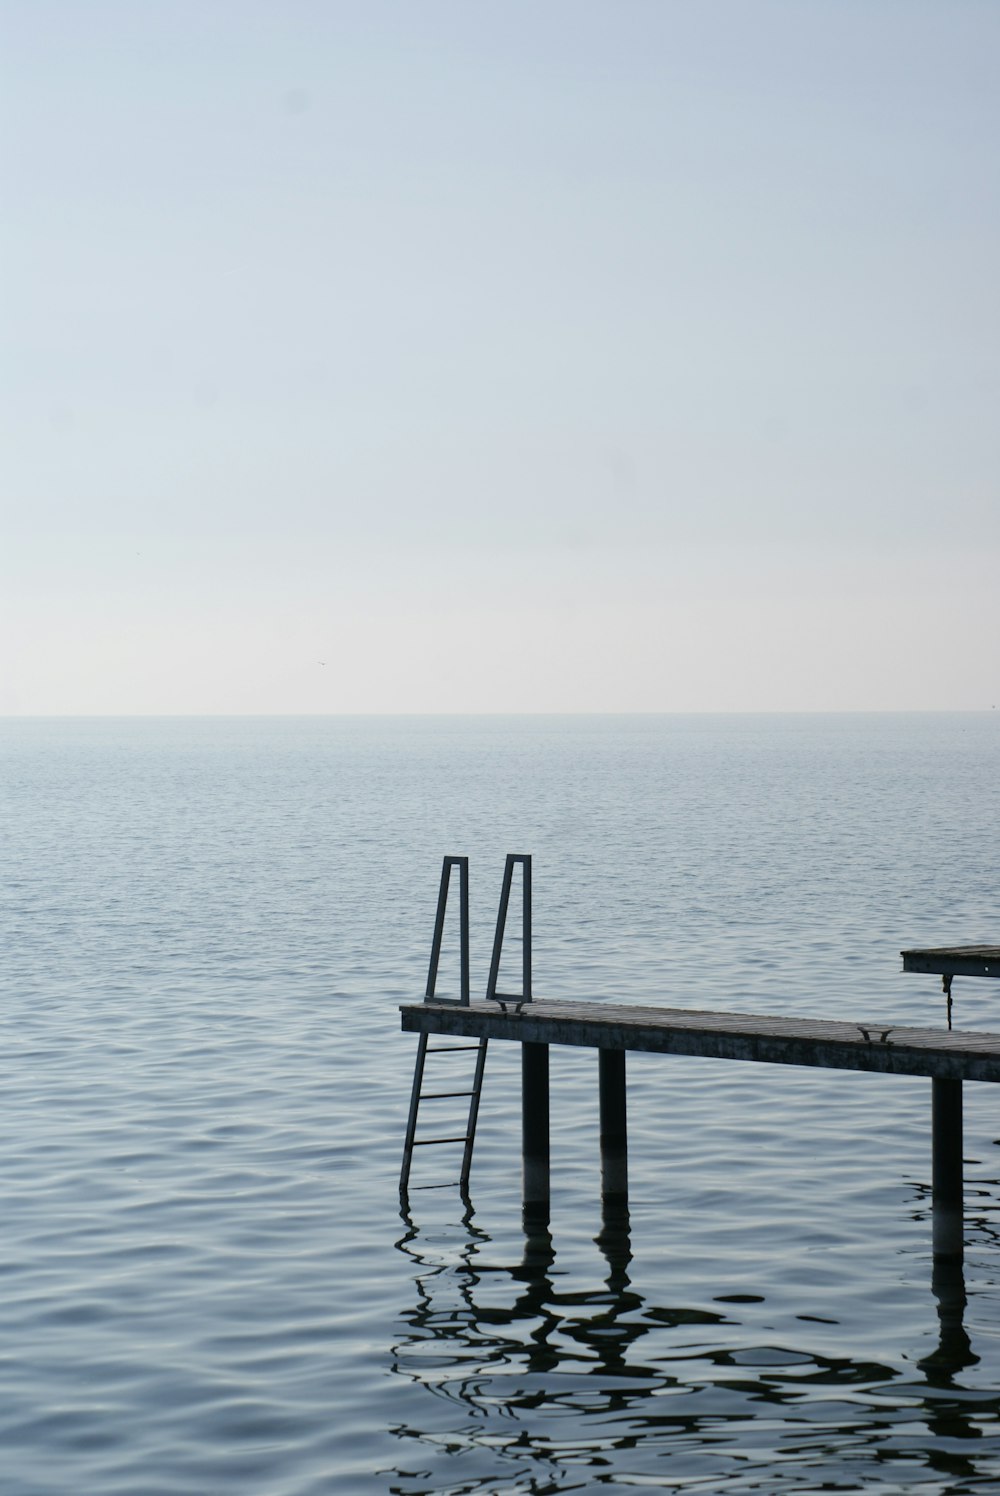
[522,1042,550,1212]
[932,1077,963,1260]
[598,1049,628,1202]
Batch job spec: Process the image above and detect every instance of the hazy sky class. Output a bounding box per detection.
[3,1,997,713]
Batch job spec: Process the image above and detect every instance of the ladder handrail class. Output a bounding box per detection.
[425,855,470,1006]
[486,853,532,1009]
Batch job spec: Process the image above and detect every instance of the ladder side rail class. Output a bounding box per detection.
[459,1039,489,1189]
[400,1031,430,1191]
[459,856,470,1004]
[522,855,532,1002]
[486,853,532,1008]
[485,856,515,1002]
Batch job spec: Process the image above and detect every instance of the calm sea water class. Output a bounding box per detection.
[2,713,1000,1495]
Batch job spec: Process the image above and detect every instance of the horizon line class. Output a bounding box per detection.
[1,708,996,721]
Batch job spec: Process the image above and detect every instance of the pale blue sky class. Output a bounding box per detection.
[2,1,997,712]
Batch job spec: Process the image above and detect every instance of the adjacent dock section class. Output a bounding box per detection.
[902,946,1000,980]
[903,945,1000,1029]
[401,998,1000,1260]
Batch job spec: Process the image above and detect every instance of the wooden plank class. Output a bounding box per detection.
[400,999,1000,1083]
[902,946,1000,980]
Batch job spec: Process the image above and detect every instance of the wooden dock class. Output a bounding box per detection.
[401,998,1000,1260]
[401,863,1000,1261]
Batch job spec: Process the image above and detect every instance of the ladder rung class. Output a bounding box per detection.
[421,1090,476,1099]
[412,1136,470,1146]
[427,1045,481,1053]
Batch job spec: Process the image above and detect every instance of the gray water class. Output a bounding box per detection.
[1,713,999,1494]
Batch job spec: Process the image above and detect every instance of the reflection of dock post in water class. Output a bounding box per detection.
[596,1195,632,1288]
[390,1196,994,1493]
[392,1192,648,1409]
[920,1255,978,1377]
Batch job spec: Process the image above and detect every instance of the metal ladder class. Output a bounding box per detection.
[400,856,488,1192]
[400,853,533,1193]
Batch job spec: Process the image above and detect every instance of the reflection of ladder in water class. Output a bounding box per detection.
[400,856,487,1192]
[400,854,533,1193]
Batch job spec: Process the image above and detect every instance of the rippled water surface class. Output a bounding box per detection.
[2,713,1000,1494]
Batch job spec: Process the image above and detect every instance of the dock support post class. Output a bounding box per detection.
[599,1049,628,1203]
[522,1042,550,1220]
[932,1078,963,1261]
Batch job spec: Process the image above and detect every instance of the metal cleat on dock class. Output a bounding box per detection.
[857,1026,894,1044]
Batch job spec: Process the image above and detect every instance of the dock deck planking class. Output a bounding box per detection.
[401,999,1000,1083]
